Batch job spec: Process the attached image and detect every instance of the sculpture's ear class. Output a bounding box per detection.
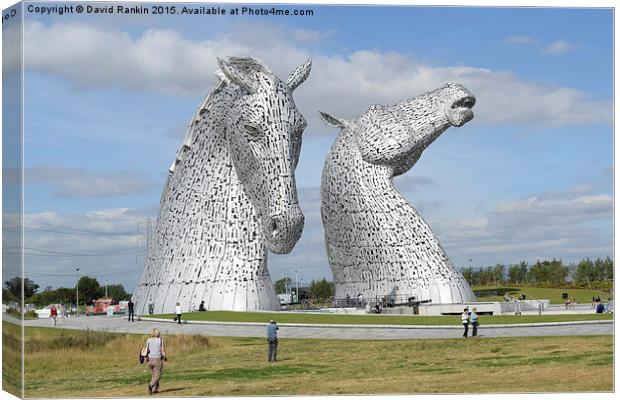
[286,59,312,91]
[319,111,349,129]
[217,58,257,93]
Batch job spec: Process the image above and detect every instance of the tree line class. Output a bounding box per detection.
[3,276,131,307]
[460,257,613,289]
[274,277,335,301]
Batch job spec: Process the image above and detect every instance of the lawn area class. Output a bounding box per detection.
[473,286,612,304]
[2,322,22,398]
[20,325,612,396]
[148,310,613,325]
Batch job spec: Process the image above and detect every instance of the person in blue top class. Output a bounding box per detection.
[470,307,479,337]
[267,319,279,362]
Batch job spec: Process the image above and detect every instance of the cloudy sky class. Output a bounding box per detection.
[2,2,613,292]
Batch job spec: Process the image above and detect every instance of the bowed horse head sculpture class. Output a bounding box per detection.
[217,56,311,253]
[133,56,312,313]
[320,82,477,305]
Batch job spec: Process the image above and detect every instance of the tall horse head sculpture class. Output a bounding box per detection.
[133,56,312,313]
[320,83,478,305]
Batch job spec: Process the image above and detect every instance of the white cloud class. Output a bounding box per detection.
[432,191,613,266]
[293,28,336,44]
[26,166,157,197]
[503,35,537,45]
[20,208,154,290]
[543,40,575,55]
[21,21,611,128]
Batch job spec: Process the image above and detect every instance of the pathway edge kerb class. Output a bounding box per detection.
[139,317,613,330]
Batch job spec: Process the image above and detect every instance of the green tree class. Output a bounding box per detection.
[461,267,475,285]
[274,277,292,294]
[27,288,72,307]
[575,258,594,285]
[600,257,614,280]
[491,264,505,285]
[105,284,130,301]
[4,276,39,299]
[2,288,19,304]
[77,276,103,305]
[309,279,334,300]
[548,259,568,284]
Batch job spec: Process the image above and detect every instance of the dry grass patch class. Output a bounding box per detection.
[3,321,23,397]
[21,326,612,397]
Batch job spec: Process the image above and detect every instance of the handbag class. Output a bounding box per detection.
[139,340,149,364]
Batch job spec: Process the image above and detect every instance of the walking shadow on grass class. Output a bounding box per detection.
[155,387,184,394]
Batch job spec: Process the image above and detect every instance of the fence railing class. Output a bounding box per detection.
[332,294,429,309]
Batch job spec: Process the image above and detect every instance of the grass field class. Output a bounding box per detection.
[149,310,613,325]
[2,322,22,398]
[19,325,612,396]
[473,286,612,304]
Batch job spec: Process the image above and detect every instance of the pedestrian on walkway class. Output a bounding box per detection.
[128,300,135,322]
[470,307,479,337]
[50,305,58,326]
[145,328,167,395]
[461,308,470,338]
[175,302,182,324]
[267,319,279,362]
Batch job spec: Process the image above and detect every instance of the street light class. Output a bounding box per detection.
[75,268,80,317]
[294,270,298,303]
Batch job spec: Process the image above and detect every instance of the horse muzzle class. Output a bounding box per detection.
[262,207,305,254]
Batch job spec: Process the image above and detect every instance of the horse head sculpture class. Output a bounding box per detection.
[217,57,311,254]
[133,56,312,313]
[319,82,477,305]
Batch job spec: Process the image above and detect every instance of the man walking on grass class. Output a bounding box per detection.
[267,319,279,362]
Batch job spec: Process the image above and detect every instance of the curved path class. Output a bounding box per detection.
[13,314,613,340]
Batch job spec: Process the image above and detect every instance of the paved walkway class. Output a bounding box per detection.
[11,314,613,340]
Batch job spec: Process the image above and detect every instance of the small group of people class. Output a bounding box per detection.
[564,297,577,309]
[49,304,69,326]
[593,296,613,314]
[461,307,479,338]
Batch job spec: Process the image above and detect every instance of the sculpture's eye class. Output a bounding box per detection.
[244,124,261,138]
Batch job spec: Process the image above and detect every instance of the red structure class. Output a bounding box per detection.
[85,298,124,316]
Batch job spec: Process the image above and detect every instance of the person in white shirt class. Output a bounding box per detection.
[145,328,167,395]
[461,308,470,338]
[175,303,182,324]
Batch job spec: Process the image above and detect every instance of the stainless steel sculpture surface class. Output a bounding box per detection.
[320,83,477,305]
[133,56,311,313]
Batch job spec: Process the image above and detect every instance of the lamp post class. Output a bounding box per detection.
[295,270,299,304]
[75,268,80,317]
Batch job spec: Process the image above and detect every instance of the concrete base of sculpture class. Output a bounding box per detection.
[320,83,477,305]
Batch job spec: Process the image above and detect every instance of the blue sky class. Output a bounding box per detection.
[2,1,613,291]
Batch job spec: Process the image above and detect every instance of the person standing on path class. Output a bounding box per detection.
[145,328,167,395]
[128,300,135,322]
[175,302,182,324]
[267,319,279,362]
[470,307,479,337]
[461,308,470,338]
[50,305,58,326]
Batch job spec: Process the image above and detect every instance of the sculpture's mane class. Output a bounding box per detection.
[169,56,275,173]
